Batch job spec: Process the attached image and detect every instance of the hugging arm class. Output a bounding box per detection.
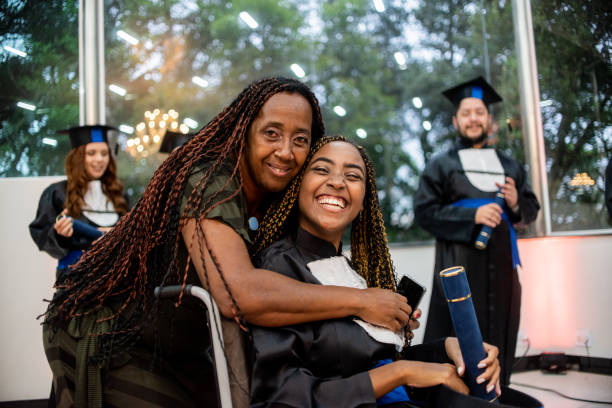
[182,218,411,330]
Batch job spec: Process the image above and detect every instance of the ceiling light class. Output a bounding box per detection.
[17,101,36,111]
[373,0,385,12]
[412,97,423,109]
[3,45,27,58]
[192,76,209,88]
[239,12,259,29]
[109,84,127,96]
[119,124,134,134]
[290,63,305,78]
[356,128,367,139]
[183,117,198,129]
[422,121,432,131]
[393,52,406,66]
[42,138,57,147]
[117,30,139,45]
[539,99,553,107]
[333,106,346,117]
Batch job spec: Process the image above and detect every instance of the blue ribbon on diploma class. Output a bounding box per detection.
[474,189,505,250]
[452,194,521,268]
[440,266,498,403]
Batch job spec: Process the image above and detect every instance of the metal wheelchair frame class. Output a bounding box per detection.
[155,284,233,408]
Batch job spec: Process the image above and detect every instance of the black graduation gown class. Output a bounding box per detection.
[29,180,124,279]
[251,228,449,408]
[414,140,540,386]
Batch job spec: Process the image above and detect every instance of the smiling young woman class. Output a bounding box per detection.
[29,125,128,281]
[249,135,501,407]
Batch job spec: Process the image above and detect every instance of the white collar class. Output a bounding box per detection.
[82,180,119,226]
[308,256,405,351]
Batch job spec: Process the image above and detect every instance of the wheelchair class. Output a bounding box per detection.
[155,284,233,408]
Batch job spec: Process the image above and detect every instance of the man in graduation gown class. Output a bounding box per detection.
[414,76,540,386]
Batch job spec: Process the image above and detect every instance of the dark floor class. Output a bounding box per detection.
[0,400,47,408]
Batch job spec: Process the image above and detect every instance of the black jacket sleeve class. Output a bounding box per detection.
[29,182,71,259]
[28,181,102,259]
[498,151,540,226]
[414,155,478,244]
[515,169,540,226]
[250,324,377,408]
[402,338,450,364]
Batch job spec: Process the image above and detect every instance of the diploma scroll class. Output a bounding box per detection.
[440,266,498,402]
[72,218,103,239]
[475,189,505,250]
[57,215,103,239]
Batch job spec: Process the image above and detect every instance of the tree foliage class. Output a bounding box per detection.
[532,0,611,230]
[0,0,78,177]
[1,0,610,238]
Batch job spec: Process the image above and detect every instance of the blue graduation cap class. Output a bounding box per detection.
[442,76,503,108]
[58,125,116,149]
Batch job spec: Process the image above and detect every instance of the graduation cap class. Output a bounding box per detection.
[442,76,503,109]
[58,125,116,149]
[159,130,193,154]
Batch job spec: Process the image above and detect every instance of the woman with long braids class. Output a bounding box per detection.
[42,78,413,408]
[29,125,129,282]
[249,136,501,407]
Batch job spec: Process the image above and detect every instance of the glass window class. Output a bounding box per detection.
[105,0,528,242]
[0,1,79,177]
[532,0,611,232]
[4,2,607,238]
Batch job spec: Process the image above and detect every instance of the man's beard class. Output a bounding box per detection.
[458,127,488,147]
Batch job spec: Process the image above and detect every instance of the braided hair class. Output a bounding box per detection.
[252,135,397,291]
[42,77,325,362]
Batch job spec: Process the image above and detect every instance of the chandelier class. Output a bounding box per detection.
[125,108,190,158]
[569,172,595,187]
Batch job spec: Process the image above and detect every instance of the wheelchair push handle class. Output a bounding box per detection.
[154,284,193,298]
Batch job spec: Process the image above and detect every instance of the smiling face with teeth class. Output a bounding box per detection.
[243,92,313,198]
[84,142,110,180]
[453,97,492,147]
[298,141,366,249]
